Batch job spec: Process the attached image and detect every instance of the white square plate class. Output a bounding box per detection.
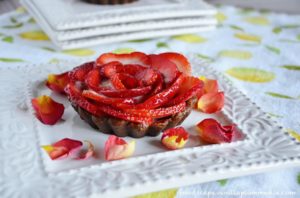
[1,56,300,198]
[24,0,216,30]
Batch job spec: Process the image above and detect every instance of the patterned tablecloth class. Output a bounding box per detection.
[0,5,299,198]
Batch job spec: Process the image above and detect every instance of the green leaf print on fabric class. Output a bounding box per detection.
[297,34,300,41]
[267,112,283,118]
[10,17,18,23]
[28,18,36,24]
[272,27,282,34]
[0,58,24,62]
[172,34,207,43]
[41,47,56,52]
[62,49,95,56]
[156,42,169,48]
[234,33,261,43]
[281,65,300,71]
[298,173,300,185]
[226,67,275,83]
[265,45,280,55]
[196,53,214,62]
[19,30,49,41]
[229,25,244,31]
[128,39,152,43]
[133,188,178,198]
[112,48,135,54]
[244,16,269,26]
[265,92,295,99]
[217,179,228,186]
[2,36,13,43]
[219,50,252,60]
[2,23,23,29]
[273,24,300,34]
[279,39,300,43]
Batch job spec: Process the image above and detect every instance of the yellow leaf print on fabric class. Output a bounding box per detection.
[219,50,252,60]
[62,49,95,56]
[112,48,135,54]
[133,189,178,198]
[19,30,49,41]
[244,16,270,26]
[226,67,275,83]
[215,12,227,23]
[234,33,261,43]
[172,34,207,43]
[286,129,300,142]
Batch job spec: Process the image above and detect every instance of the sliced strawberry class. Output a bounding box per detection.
[69,62,94,82]
[159,52,191,75]
[85,69,101,89]
[97,105,153,124]
[110,73,126,90]
[123,64,147,75]
[135,68,159,86]
[118,73,139,89]
[82,90,136,105]
[96,52,150,67]
[101,61,123,77]
[167,76,203,106]
[124,102,186,118]
[65,83,99,115]
[149,54,179,84]
[100,86,152,98]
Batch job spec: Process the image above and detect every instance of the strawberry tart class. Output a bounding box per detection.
[65,52,203,138]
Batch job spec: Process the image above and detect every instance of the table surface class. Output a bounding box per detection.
[0,1,300,198]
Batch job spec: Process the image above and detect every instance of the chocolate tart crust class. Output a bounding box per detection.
[71,96,198,138]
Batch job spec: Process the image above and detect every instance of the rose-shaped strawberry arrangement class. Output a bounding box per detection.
[65,52,203,138]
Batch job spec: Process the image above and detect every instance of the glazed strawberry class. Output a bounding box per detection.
[167,76,203,106]
[82,90,136,105]
[97,52,150,67]
[65,83,99,115]
[102,61,123,77]
[159,52,191,75]
[46,72,69,94]
[97,105,153,124]
[85,69,101,89]
[110,73,126,90]
[135,68,159,86]
[149,54,179,84]
[69,62,94,81]
[124,102,186,118]
[115,73,139,89]
[99,86,152,98]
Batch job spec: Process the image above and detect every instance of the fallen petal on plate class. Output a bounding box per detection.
[46,72,69,94]
[42,138,83,160]
[196,118,244,144]
[105,135,135,161]
[31,95,65,125]
[199,76,219,94]
[197,92,224,114]
[76,140,95,160]
[161,127,189,150]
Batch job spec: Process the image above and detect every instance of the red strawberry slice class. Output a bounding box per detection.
[97,105,153,124]
[96,52,150,67]
[118,73,139,89]
[65,83,99,115]
[149,54,179,84]
[85,69,101,89]
[167,76,203,106]
[159,52,191,76]
[99,86,152,98]
[124,102,186,118]
[120,74,184,109]
[82,90,136,105]
[69,62,94,82]
[135,68,159,86]
[101,61,123,77]
[110,74,126,90]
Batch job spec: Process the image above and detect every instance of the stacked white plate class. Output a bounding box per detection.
[21,0,218,49]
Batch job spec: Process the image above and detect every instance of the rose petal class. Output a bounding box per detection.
[196,118,244,144]
[104,135,135,161]
[197,92,224,113]
[31,95,65,125]
[199,76,219,94]
[42,138,83,160]
[75,140,95,160]
[161,127,189,150]
[46,72,69,94]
